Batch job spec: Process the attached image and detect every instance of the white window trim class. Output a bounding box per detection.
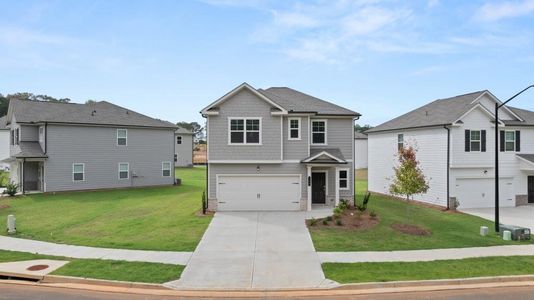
[504,130,516,152]
[470,130,481,152]
[117,129,128,146]
[176,136,182,145]
[72,163,85,182]
[227,117,263,145]
[339,168,350,190]
[118,162,129,180]
[311,119,327,145]
[162,161,172,177]
[288,117,301,141]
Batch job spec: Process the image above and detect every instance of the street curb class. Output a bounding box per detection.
[335,275,534,290]
[40,275,166,290]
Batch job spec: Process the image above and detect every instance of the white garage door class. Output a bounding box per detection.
[217,175,301,211]
[456,178,514,209]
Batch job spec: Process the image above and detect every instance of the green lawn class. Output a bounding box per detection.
[310,179,533,251]
[0,167,211,251]
[323,256,534,283]
[0,249,183,283]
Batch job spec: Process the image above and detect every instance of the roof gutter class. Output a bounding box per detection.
[366,123,452,134]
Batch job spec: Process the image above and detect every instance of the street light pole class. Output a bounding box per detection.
[494,85,534,232]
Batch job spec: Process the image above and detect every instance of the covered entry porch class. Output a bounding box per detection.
[302,148,351,211]
[9,141,48,194]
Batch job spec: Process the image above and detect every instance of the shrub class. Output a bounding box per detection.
[0,170,9,187]
[322,219,329,225]
[333,207,342,215]
[339,199,349,210]
[370,210,377,218]
[4,182,18,197]
[356,192,372,212]
[326,216,333,222]
[336,219,343,226]
[309,218,318,226]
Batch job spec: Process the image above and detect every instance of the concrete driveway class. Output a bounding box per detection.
[165,212,332,290]
[462,205,534,230]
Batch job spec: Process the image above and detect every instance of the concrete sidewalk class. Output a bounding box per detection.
[0,236,192,265]
[318,245,534,263]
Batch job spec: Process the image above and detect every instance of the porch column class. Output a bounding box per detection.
[335,167,340,207]
[307,165,312,211]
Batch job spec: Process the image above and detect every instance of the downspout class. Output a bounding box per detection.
[443,125,450,210]
[353,115,360,206]
[21,158,25,195]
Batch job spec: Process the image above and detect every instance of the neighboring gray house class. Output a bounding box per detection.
[5,99,177,193]
[201,83,360,211]
[354,131,368,169]
[175,127,194,167]
[0,116,10,170]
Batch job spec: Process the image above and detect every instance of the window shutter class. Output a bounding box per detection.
[481,130,486,152]
[516,130,521,152]
[500,130,505,152]
[464,130,470,152]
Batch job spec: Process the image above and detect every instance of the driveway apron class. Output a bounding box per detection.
[165,211,328,289]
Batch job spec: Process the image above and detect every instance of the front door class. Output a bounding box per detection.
[528,176,534,204]
[312,172,326,204]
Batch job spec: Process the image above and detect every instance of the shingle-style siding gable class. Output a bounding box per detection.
[208,88,282,161]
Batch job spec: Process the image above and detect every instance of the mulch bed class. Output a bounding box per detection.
[391,223,432,236]
[0,203,10,210]
[308,208,380,230]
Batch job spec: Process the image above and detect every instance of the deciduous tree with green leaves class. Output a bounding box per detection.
[389,145,429,202]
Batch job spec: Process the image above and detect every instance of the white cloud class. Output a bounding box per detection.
[475,0,534,22]
[0,27,79,46]
[341,7,411,36]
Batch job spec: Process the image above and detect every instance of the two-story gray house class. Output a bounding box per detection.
[175,127,194,167]
[5,99,177,193]
[201,83,359,211]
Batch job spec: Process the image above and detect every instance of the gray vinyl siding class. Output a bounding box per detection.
[207,89,282,161]
[208,163,307,200]
[175,134,193,167]
[310,118,354,160]
[282,116,309,160]
[20,125,38,142]
[44,124,175,192]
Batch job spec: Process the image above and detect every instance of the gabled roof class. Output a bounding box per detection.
[201,82,359,117]
[366,90,530,133]
[175,127,194,135]
[302,148,347,164]
[7,99,176,129]
[354,131,367,139]
[0,116,7,130]
[258,87,359,116]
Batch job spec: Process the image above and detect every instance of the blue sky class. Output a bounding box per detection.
[1,0,533,126]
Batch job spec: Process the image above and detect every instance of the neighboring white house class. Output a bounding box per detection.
[175,127,194,167]
[367,90,534,210]
[354,131,368,169]
[0,116,10,170]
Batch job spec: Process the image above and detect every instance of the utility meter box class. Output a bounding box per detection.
[499,224,531,241]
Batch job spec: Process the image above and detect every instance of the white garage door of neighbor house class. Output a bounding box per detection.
[217,175,301,211]
[456,178,514,209]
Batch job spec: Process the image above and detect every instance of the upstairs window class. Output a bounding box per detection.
[10,130,14,145]
[311,120,326,145]
[288,118,301,140]
[73,163,84,181]
[176,136,182,144]
[470,130,481,152]
[118,163,129,180]
[229,118,261,144]
[39,127,44,143]
[505,131,515,151]
[397,134,404,150]
[117,129,127,146]
[15,128,19,145]
[339,169,349,190]
[162,162,171,177]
